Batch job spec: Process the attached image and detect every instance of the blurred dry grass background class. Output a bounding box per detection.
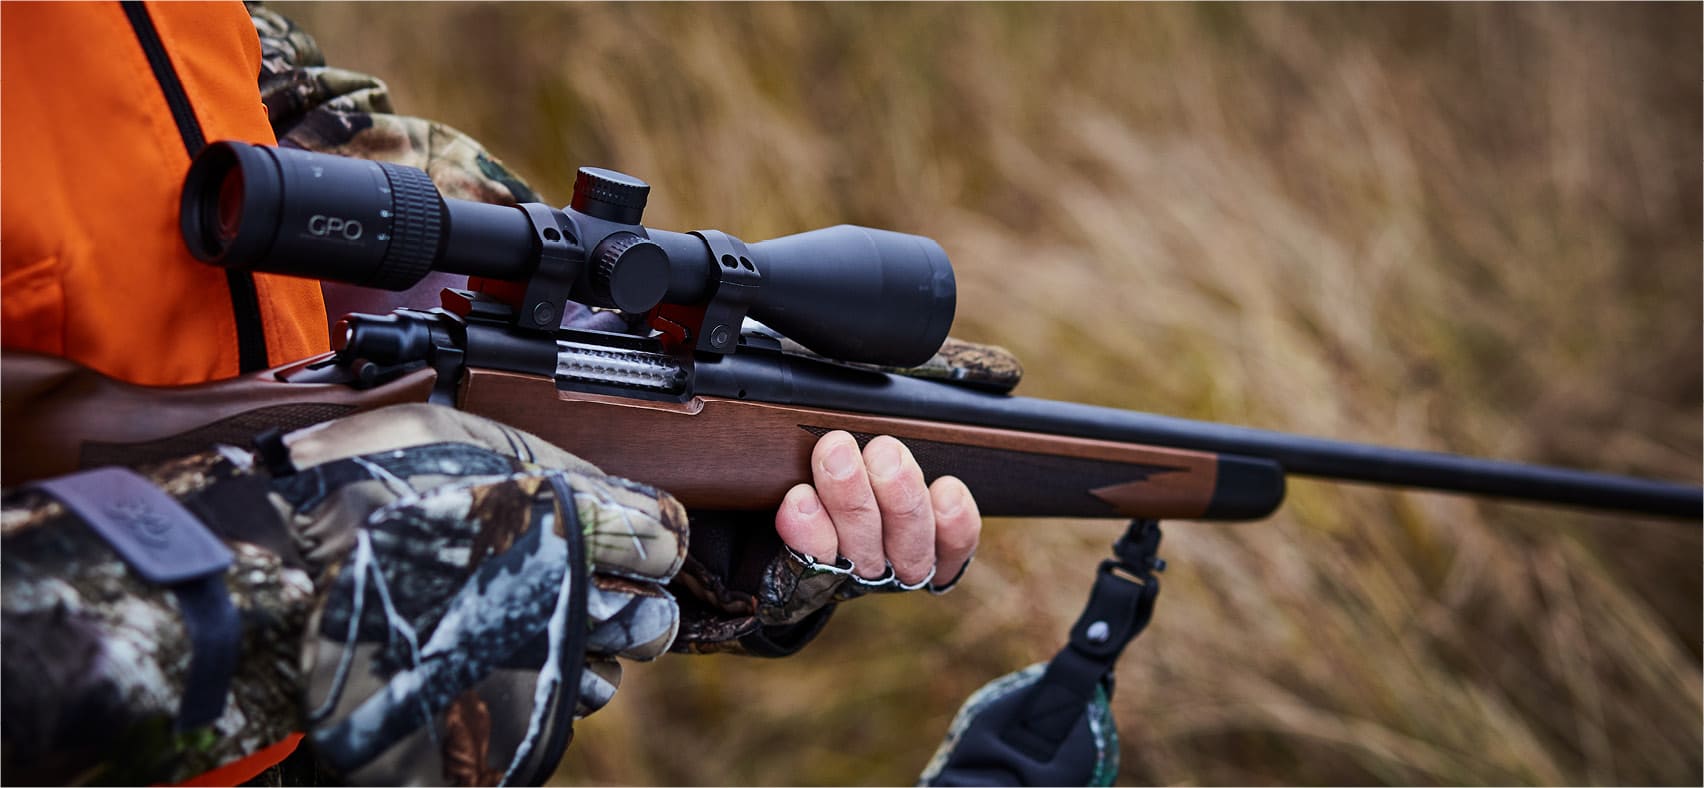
[276,3,1701,784]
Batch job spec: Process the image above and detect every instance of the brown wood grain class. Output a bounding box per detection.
[0,351,437,485]
[459,368,1221,518]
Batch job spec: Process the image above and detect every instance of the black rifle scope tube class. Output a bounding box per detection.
[181,141,955,367]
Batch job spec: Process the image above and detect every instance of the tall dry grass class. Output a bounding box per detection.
[275,3,1701,784]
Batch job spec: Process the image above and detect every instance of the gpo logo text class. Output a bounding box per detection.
[308,214,363,240]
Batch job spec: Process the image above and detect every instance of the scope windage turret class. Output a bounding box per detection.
[181,141,956,367]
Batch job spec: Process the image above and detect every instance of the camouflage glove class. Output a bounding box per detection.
[778,335,1025,393]
[1,405,685,786]
[669,513,972,657]
[918,664,1119,787]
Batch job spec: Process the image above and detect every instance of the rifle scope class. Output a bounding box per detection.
[180,141,955,367]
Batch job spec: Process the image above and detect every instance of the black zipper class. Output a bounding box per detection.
[121,0,269,374]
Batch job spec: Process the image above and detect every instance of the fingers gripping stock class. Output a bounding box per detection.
[180,141,956,367]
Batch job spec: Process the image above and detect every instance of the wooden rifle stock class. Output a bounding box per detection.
[458,368,1275,519]
[0,352,436,487]
[6,344,1693,521]
[1,351,1276,520]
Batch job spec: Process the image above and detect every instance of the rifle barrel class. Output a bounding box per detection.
[697,352,1702,520]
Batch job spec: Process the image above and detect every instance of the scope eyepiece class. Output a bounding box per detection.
[181,141,444,290]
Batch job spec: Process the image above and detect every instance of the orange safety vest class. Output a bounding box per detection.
[2,2,316,780]
[2,0,328,386]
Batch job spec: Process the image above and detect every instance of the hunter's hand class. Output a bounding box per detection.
[777,430,982,588]
[666,431,981,657]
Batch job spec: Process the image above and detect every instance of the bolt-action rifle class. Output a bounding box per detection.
[3,141,1698,527]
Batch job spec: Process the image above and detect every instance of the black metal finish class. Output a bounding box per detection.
[746,225,955,368]
[514,203,578,331]
[691,230,762,355]
[1206,455,1288,519]
[183,143,452,292]
[372,163,442,290]
[330,308,467,404]
[440,200,536,279]
[571,167,650,225]
[181,142,955,367]
[589,232,670,312]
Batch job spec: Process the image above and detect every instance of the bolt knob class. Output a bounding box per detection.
[591,232,669,312]
[572,167,650,225]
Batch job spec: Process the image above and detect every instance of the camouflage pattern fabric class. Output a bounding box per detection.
[2,451,311,784]
[247,1,636,335]
[917,663,1119,787]
[903,336,1025,392]
[777,334,1025,393]
[248,2,541,206]
[301,468,681,784]
[279,405,687,785]
[670,534,971,657]
[2,405,686,786]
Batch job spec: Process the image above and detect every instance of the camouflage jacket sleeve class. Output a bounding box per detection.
[1,454,313,785]
[246,2,642,332]
[247,2,541,206]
